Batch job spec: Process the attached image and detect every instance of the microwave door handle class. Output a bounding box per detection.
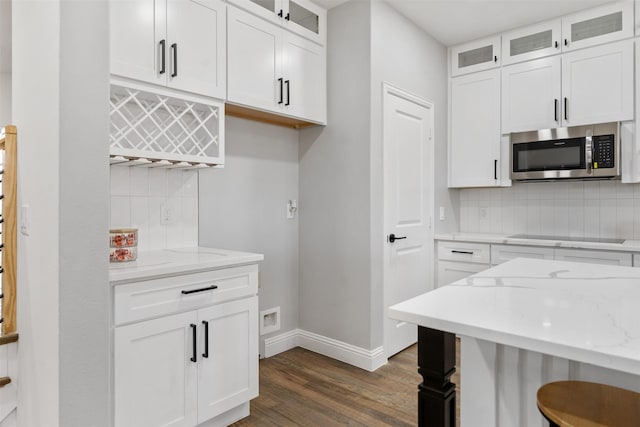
[586,133,593,175]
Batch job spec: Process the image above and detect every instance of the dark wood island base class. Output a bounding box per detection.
[417,326,456,427]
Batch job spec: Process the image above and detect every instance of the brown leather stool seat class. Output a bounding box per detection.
[537,380,640,427]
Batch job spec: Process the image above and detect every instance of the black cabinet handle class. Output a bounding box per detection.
[159,39,166,75]
[564,38,568,46]
[555,41,559,49]
[190,324,197,363]
[388,233,407,243]
[285,12,290,21]
[451,250,474,255]
[202,320,209,358]
[554,99,558,122]
[564,97,568,120]
[277,9,283,17]
[278,78,283,104]
[181,285,218,295]
[494,55,498,63]
[171,43,178,78]
[494,159,498,180]
[285,80,290,106]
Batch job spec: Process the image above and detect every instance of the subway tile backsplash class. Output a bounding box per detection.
[459,181,640,240]
[110,165,198,251]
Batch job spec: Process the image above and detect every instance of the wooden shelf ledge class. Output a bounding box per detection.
[225,103,321,129]
[0,333,18,346]
[0,377,11,388]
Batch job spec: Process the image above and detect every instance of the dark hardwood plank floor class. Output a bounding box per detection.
[232,342,461,427]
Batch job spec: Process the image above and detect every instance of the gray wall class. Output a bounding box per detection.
[298,0,373,349]
[368,1,450,347]
[298,0,452,351]
[199,117,299,355]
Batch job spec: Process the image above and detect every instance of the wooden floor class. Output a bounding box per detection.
[232,342,461,427]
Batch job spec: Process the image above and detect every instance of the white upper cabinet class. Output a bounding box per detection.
[228,0,326,45]
[227,7,282,113]
[502,56,561,133]
[227,5,327,124]
[502,20,562,65]
[449,69,502,187]
[562,39,634,127]
[110,0,226,99]
[561,1,633,51]
[451,35,501,76]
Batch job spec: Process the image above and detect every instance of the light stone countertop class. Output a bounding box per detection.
[389,258,640,375]
[435,232,640,253]
[109,247,264,284]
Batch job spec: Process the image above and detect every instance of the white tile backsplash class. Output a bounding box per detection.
[460,181,640,240]
[110,165,198,250]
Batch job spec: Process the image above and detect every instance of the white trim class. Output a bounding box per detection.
[263,329,299,358]
[263,329,387,372]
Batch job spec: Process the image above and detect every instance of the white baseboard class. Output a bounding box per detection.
[263,329,387,372]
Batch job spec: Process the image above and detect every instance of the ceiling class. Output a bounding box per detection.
[312,0,618,46]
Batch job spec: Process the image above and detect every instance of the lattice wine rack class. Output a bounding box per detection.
[109,84,224,168]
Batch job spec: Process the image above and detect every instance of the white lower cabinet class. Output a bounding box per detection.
[491,244,554,266]
[114,267,259,427]
[554,248,632,266]
[437,242,490,287]
[437,260,487,288]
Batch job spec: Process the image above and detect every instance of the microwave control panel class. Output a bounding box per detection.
[593,134,614,169]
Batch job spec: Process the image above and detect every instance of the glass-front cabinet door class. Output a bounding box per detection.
[450,35,501,77]
[561,1,633,51]
[502,19,561,65]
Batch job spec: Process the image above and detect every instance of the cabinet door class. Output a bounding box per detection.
[502,56,561,133]
[561,1,633,51]
[227,0,284,26]
[197,297,258,423]
[437,260,487,287]
[285,0,326,45]
[451,35,501,77]
[491,244,554,266]
[115,311,198,427]
[110,0,167,86]
[502,19,561,65]
[562,39,634,127]
[167,0,226,99]
[449,69,501,188]
[227,6,283,113]
[282,32,326,123]
[554,248,632,266]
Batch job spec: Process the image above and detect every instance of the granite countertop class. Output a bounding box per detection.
[389,258,640,375]
[435,232,640,253]
[109,247,264,283]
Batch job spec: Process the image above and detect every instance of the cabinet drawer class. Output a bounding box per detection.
[491,244,554,265]
[437,260,488,288]
[554,248,632,266]
[438,241,490,264]
[114,264,259,325]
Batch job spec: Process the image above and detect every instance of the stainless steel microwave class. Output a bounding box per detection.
[510,122,620,181]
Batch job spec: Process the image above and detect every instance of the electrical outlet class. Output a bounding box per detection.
[20,205,30,236]
[439,206,445,221]
[160,204,174,225]
[479,207,488,219]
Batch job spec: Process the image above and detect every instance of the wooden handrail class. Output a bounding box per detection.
[0,125,17,335]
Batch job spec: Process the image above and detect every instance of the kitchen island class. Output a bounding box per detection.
[389,258,640,427]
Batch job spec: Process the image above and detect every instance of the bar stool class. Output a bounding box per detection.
[537,380,640,426]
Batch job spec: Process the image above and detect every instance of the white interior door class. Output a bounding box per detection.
[383,83,434,359]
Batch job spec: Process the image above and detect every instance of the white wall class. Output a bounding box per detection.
[110,166,199,250]
[199,117,299,355]
[298,0,373,349]
[0,0,11,125]
[13,2,110,425]
[460,181,640,240]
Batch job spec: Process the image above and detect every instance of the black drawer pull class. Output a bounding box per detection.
[181,285,218,295]
[451,250,474,255]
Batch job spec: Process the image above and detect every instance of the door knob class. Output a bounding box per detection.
[388,233,407,243]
